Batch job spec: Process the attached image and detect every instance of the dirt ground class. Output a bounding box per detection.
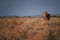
[0,17,60,40]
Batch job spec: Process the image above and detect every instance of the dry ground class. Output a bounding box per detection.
[0,17,60,40]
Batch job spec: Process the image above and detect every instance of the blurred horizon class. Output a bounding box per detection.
[0,0,60,16]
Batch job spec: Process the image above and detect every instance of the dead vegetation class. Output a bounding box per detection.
[0,17,60,40]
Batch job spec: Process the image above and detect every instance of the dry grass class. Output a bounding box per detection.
[0,17,60,40]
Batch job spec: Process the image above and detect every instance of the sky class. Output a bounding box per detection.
[0,0,60,16]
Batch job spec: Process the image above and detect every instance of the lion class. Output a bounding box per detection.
[43,11,51,20]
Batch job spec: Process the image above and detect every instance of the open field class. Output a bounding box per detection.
[0,17,60,40]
